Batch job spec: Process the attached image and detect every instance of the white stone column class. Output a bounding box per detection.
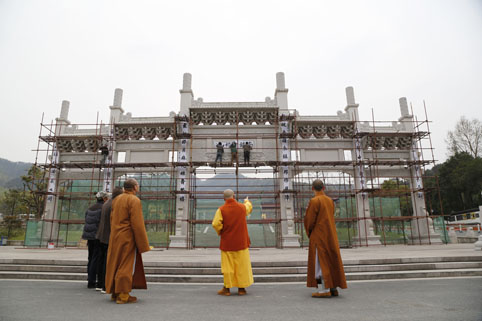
[278,117,300,247]
[170,74,193,247]
[346,87,381,245]
[169,120,190,248]
[41,100,70,246]
[399,97,443,244]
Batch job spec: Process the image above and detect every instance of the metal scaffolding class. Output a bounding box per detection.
[26,74,447,248]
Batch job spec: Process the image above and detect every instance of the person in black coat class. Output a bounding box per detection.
[95,187,123,292]
[82,191,109,289]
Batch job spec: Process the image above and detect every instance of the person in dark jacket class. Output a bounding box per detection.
[215,142,224,166]
[82,191,109,289]
[230,142,237,165]
[96,187,123,293]
[243,142,252,165]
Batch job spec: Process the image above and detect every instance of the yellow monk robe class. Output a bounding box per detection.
[212,198,253,288]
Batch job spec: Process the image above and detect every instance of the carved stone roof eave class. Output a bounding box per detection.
[191,101,278,109]
[116,114,175,125]
[295,117,355,124]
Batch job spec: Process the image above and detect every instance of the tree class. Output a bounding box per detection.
[0,189,28,238]
[20,165,47,218]
[424,153,482,214]
[0,189,29,216]
[446,117,482,158]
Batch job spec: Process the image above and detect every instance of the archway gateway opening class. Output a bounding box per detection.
[188,166,281,248]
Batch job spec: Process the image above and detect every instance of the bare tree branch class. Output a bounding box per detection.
[446,116,482,158]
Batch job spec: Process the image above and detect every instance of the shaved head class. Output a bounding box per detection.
[312,179,324,191]
[223,189,234,199]
[124,178,139,191]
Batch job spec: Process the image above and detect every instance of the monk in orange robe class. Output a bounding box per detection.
[105,178,150,304]
[212,189,253,296]
[304,179,347,298]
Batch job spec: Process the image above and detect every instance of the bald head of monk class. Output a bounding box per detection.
[312,179,325,192]
[124,178,139,194]
[223,189,234,200]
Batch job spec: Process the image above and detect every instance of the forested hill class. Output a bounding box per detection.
[0,158,32,189]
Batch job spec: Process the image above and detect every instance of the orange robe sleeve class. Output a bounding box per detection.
[130,197,150,254]
[304,198,320,238]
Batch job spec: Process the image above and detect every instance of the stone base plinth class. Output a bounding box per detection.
[169,235,188,248]
[281,234,301,248]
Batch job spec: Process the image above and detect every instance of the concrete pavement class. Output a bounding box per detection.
[0,278,481,321]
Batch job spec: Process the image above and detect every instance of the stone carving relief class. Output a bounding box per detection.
[297,123,354,139]
[367,136,384,150]
[57,140,73,152]
[340,125,355,138]
[312,125,327,138]
[142,127,157,140]
[84,139,99,152]
[190,110,277,125]
[72,140,86,152]
[114,125,172,141]
[298,125,312,138]
[383,137,397,150]
[326,125,341,138]
[363,135,413,150]
[56,138,100,152]
[396,136,413,150]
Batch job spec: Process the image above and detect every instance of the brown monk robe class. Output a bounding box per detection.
[304,179,347,298]
[105,179,150,304]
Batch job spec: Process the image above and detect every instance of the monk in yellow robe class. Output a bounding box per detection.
[105,178,150,304]
[212,189,253,296]
[304,179,347,298]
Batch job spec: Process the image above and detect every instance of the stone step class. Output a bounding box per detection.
[1,261,482,275]
[1,268,481,282]
[1,255,481,268]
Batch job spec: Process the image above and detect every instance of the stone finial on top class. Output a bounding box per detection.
[276,72,286,90]
[59,100,70,121]
[399,97,410,117]
[275,72,288,110]
[344,86,359,119]
[180,73,193,115]
[345,87,356,106]
[182,73,192,91]
[113,88,123,108]
[56,100,70,131]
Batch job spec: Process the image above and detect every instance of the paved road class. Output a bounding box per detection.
[1,278,481,321]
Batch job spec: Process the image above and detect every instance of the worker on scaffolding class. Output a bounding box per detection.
[304,179,347,298]
[215,142,224,166]
[230,141,237,165]
[100,144,109,166]
[212,189,253,296]
[243,142,252,166]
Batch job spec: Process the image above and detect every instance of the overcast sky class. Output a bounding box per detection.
[0,0,481,164]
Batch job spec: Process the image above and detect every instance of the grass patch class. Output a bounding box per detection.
[0,226,25,240]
